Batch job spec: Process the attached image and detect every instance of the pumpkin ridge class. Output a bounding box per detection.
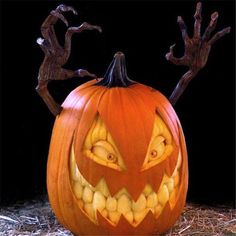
[131,83,160,119]
[61,88,103,230]
[47,86,88,227]
[122,88,154,165]
[127,87,156,142]
[57,91,95,228]
[50,86,99,230]
[73,87,108,167]
[47,120,66,227]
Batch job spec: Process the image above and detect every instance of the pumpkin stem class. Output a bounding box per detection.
[96,52,135,88]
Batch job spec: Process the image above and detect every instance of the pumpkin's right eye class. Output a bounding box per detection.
[83,115,126,171]
[92,141,118,163]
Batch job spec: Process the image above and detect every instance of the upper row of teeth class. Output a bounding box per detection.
[70,151,181,225]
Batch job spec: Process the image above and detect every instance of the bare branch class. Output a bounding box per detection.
[166,2,230,105]
[209,27,231,45]
[36,5,101,116]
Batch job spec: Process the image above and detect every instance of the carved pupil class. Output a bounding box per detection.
[107,153,116,162]
[151,150,158,158]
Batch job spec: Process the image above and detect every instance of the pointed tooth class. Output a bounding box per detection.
[108,211,120,224]
[174,173,180,187]
[101,209,108,218]
[143,184,153,197]
[157,184,169,206]
[84,203,95,220]
[79,174,88,187]
[96,178,110,197]
[163,175,170,184]
[73,182,83,199]
[132,194,146,212]
[93,191,106,211]
[125,211,134,224]
[106,197,117,212]
[88,183,96,192]
[134,209,148,223]
[154,205,163,217]
[167,178,174,193]
[73,167,80,182]
[82,186,93,203]
[117,194,131,215]
[70,148,80,181]
[114,188,130,199]
[146,192,158,208]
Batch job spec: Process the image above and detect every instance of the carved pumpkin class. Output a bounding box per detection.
[47,52,188,235]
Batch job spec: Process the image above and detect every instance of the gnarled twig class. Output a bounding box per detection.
[36,4,102,116]
[166,2,231,106]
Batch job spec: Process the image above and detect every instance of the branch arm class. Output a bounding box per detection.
[166,2,230,106]
[169,70,198,106]
[36,80,62,116]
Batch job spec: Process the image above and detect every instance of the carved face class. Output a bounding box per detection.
[47,80,188,235]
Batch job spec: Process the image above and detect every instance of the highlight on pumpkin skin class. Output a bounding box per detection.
[142,115,174,171]
[69,145,182,226]
[83,115,126,171]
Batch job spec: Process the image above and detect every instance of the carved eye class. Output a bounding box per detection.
[149,136,166,160]
[92,141,118,163]
[83,115,126,171]
[142,116,173,171]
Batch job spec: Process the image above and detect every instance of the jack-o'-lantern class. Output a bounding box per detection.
[47,53,188,235]
[36,3,230,235]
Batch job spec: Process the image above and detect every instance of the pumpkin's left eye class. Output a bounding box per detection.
[149,136,166,160]
[147,135,173,166]
[142,115,173,171]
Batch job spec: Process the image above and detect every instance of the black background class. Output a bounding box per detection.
[0,0,235,207]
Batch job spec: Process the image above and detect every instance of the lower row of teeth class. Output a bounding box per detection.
[70,153,181,225]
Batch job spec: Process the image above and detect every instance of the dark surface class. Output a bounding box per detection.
[0,1,235,206]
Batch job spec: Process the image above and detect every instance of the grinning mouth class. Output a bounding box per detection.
[69,147,181,227]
